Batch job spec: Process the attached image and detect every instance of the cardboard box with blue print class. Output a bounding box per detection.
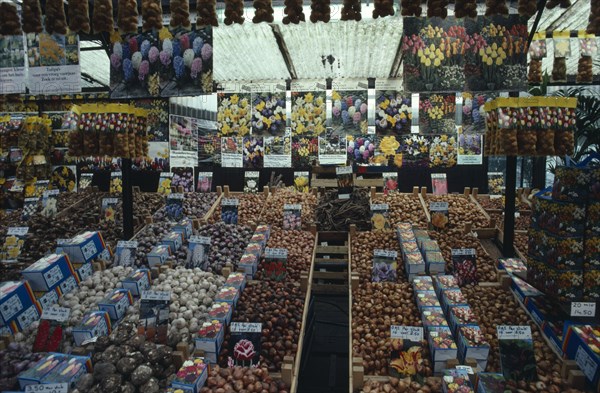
[400,240,419,258]
[36,287,61,310]
[425,251,445,274]
[58,274,80,296]
[121,268,151,297]
[161,232,183,253]
[421,306,448,329]
[72,310,112,346]
[457,325,489,362]
[215,286,240,306]
[448,305,478,336]
[17,353,68,389]
[174,218,194,241]
[21,253,75,292]
[562,325,600,388]
[510,276,543,305]
[427,326,458,362]
[194,320,224,362]
[14,301,41,332]
[62,231,106,263]
[528,230,584,270]
[73,261,94,282]
[440,288,468,315]
[404,252,426,275]
[239,253,258,278]
[531,193,585,237]
[0,281,35,327]
[225,272,246,291]
[171,359,208,393]
[208,302,232,325]
[98,288,133,321]
[433,275,459,298]
[41,354,92,388]
[148,244,171,267]
[415,290,441,311]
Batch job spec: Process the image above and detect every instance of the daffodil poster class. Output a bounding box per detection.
[252,92,286,136]
[132,99,169,142]
[49,166,77,192]
[430,134,457,168]
[290,90,327,137]
[110,32,159,98]
[375,91,413,135]
[218,93,252,137]
[27,32,81,95]
[264,131,292,168]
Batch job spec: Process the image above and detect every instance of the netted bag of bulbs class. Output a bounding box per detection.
[528,33,546,84]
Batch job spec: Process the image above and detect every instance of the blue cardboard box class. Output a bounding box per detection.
[457,325,490,362]
[433,275,459,298]
[225,272,246,292]
[405,252,426,275]
[17,353,67,389]
[562,325,600,389]
[98,288,133,321]
[174,219,193,241]
[41,354,92,388]
[194,320,224,357]
[215,286,240,307]
[58,274,80,296]
[14,301,41,332]
[21,253,75,291]
[421,306,449,328]
[425,251,446,274]
[73,262,94,282]
[0,281,35,327]
[440,288,468,315]
[147,244,171,267]
[427,326,458,362]
[448,305,478,336]
[208,302,232,325]
[72,310,112,346]
[36,287,61,310]
[171,359,208,393]
[415,290,441,311]
[121,269,151,297]
[161,232,183,254]
[412,276,434,291]
[62,231,106,263]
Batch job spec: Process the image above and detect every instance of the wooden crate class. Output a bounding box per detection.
[312,230,350,294]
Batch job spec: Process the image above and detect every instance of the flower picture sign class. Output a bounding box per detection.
[291,91,326,136]
[376,91,413,135]
[218,93,252,137]
[403,16,528,92]
[331,90,368,135]
[252,92,286,136]
[228,322,262,367]
[110,32,159,98]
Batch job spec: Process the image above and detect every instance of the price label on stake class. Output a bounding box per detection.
[390,325,423,342]
[497,325,532,340]
[575,346,598,381]
[141,291,171,301]
[41,305,70,323]
[230,322,262,333]
[7,227,29,236]
[25,383,69,393]
[571,302,596,317]
[456,365,474,375]
[117,240,138,249]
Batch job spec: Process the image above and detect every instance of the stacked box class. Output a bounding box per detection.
[208,302,232,325]
[422,307,449,328]
[531,166,600,301]
[72,310,112,346]
[457,325,490,371]
[0,281,39,334]
[433,275,459,298]
[225,272,246,292]
[17,353,67,389]
[215,286,240,307]
[238,227,271,279]
[174,218,194,241]
[161,232,183,253]
[148,244,171,267]
[61,231,105,263]
[21,254,76,292]
[415,290,441,311]
[412,276,434,291]
[448,305,479,336]
[121,269,151,297]
[97,288,133,321]
[41,354,92,388]
[171,359,208,393]
[562,325,600,389]
[428,326,458,368]
[476,373,508,393]
[440,289,468,315]
[194,320,224,364]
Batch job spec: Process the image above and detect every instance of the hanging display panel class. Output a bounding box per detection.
[331,90,368,135]
[131,99,169,142]
[251,92,286,136]
[169,114,198,167]
[400,134,431,168]
[375,91,412,135]
[457,127,483,165]
[403,16,528,92]
[290,90,326,137]
[27,32,81,94]
[243,136,264,169]
[0,34,27,94]
[419,93,456,134]
[429,134,457,168]
[461,92,493,134]
[158,27,213,97]
[291,136,318,168]
[347,135,378,166]
[110,32,160,98]
[264,130,291,168]
[217,93,251,136]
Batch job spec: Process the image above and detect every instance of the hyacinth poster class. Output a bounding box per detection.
[27,32,81,95]
[457,127,483,165]
[331,90,368,135]
[251,92,286,136]
[0,34,26,94]
[110,32,159,98]
[403,16,528,92]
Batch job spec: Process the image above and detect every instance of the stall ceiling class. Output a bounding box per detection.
[65,1,599,87]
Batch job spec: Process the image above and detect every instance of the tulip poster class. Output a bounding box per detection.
[419,94,456,134]
[27,32,81,95]
[403,16,528,92]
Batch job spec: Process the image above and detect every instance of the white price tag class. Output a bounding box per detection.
[336,166,353,175]
[490,195,502,199]
[141,291,171,301]
[7,227,29,236]
[497,325,532,340]
[25,382,69,393]
[111,171,122,177]
[41,306,70,323]
[43,189,60,197]
[265,248,288,258]
[575,346,598,382]
[430,202,449,211]
[284,204,302,210]
[81,336,99,345]
[456,365,474,374]
[374,249,398,259]
[370,204,389,211]
[198,172,212,177]
[117,240,138,249]
[571,302,596,317]
[451,248,477,256]
[189,236,211,245]
[230,322,262,333]
[168,193,184,200]
[245,171,260,177]
[390,325,423,342]
[222,198,239,206]
[102,197,119,204]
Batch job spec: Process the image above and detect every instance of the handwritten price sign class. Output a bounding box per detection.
[390,325,423,342]
[230,322,262,333]
[571,302,596,318]
[497,325,532,340]
[25,383,68,393]
[41,306,70,323]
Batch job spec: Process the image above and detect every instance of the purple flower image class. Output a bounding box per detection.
[138,60,150,81]
[123,58,134,82]
[173,56,185,78]
[375,91,412,135]
[193,37,204,56]
[191,58,202,79]
[201,43,212,62]
[149,46,159,63]
[122,44,131,60]
[251,92,286,135]
[172,40,182,58]
[458,132,482,156]
[372,261,397,282]
[160,50,171,66]
[110,53,121,69]
[331,90,368,134]
[141,40,151,58]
